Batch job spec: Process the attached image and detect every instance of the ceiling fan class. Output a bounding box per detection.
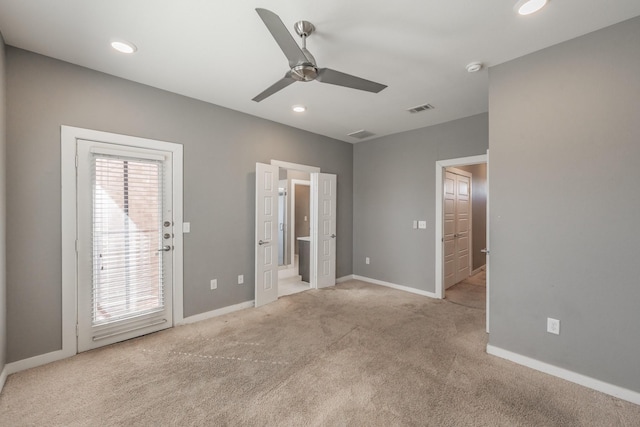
[252,8,387,102]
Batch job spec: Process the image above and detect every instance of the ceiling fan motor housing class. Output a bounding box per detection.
[291,64,318,81]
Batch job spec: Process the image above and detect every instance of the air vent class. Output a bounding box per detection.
[347,129,376,139]
[407,103,435,114]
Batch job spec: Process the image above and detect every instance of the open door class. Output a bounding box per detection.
[485,150,490,333]
[255,163,279,307]
[313,173,337,288]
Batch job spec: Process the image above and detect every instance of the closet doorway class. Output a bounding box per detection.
[435,154,489,332]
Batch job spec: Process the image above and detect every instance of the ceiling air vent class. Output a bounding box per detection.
[407,103,435,114]
[347,129,376,140]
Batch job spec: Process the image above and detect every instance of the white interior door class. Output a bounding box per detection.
[255,163,279,307]
[485,150,490,333]
[313,173,337,288]
[443,170,471,289]
[455,173,471,282]
[77,139,173,352]
[443,172,456,288]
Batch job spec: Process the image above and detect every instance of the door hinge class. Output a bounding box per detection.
[75,239,78,253]
[75,155,78,168]
[76,324,79,337]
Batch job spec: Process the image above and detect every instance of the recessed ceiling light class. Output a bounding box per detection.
[515,0,548,15]
[292,105,306,113]
[466,62,483,73]
[111,40,137,54]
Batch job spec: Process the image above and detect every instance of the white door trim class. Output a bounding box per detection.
[270,160,320,174]
[435,154,487,299]
[61,125,184,358]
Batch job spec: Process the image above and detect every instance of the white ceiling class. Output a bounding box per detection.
[1,1,639,143]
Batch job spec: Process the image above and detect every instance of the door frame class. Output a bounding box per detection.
[435,154,487,320]
[268,160,336,292]
[61,126,184,357]
[270,161,321,290]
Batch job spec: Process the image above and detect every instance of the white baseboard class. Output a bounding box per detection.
[471,265,486,276]
[4,301,256,377]
[6,348,71,375]
[352,275,439,299]
[177,300,254,325]
[0,364,7,394]
[487,344,640,405]
[336,274,354,284]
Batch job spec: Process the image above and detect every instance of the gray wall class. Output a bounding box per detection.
[488,16,640,392]
[353,114,488,293]
[6,47,353,362]
[0,34,6,375]
[455,163,487,271]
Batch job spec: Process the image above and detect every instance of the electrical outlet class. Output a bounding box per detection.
[238,275,244,285]
[210,279,217,290]
[547,317,560,335]
[418,221,427,229]
[183,222,191,233]
[365,257,370,265]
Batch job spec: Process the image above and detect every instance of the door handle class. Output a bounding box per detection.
[481,248,490,254]
[330,234,336,238]
[258,240,267,245]
[158,245,172,252]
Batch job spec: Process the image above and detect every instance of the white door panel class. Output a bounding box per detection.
[443,172,457,288]
[444,170,471,289]
[314,173,336,288]
[255,163,279,307]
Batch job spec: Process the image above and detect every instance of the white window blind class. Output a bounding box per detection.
[92,153,165,325]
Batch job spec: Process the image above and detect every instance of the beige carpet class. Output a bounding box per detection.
[1,280,639,426]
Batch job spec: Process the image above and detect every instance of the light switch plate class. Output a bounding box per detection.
[413,220,418,229]
[183,222,191,233]
[238,275,244,285]
[418,221,427,229]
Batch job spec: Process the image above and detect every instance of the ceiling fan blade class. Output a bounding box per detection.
[316,68,387,93]
[252,73,296,102]
[256,8,308,68]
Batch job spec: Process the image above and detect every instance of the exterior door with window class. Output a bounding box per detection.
[76,139,174,352]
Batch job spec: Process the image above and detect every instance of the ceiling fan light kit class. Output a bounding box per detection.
[252,8,387,102]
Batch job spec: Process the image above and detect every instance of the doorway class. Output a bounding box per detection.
[255,161,337,307]
[278,176,312,296]
[61,126,184,356]
[435,154,489,331]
